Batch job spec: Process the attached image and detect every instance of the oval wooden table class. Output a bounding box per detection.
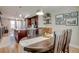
[20,36,54,53]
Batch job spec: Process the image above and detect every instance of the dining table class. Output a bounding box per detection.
[19,34,54,53]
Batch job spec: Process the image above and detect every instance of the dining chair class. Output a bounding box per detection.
[63,29,72,53]
[54,30,66,53]
[42,32,56,53]
[49,32,56,53]
[54,29,72,53]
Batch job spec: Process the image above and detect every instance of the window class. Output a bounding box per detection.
[10,20,15,29]
[10,20,26,30]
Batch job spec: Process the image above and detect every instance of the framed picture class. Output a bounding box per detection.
[64,13,71,18]
[71,11,78,18]
[55,14,65,25]
[65,11,78,26]
[66,17,78,26]
[55,11,78,26]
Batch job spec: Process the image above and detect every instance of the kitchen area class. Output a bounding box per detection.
[0,6,54,53]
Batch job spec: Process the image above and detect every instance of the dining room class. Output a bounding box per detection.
[0,6,79,53]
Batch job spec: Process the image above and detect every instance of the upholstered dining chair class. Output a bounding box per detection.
[62,29,72,53]
[54,30,66,53]
[39,30,63,53]
[42,32,56,53]
[54,29,72,53]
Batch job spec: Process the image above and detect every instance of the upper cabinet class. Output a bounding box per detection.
[25,13,52,28]
[25,15,38,28]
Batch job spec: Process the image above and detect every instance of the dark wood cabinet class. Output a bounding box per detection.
[26,15,39,37]
[15,30,28,43]
[27,18,32,28]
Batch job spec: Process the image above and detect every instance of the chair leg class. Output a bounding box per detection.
[62,46,69,53]
[67,46,69,53]
[62,47,65,53]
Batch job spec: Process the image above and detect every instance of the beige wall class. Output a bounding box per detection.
[51,7,79,48]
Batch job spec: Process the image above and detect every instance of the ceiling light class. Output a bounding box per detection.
[36,9,44,15]
[24,15,30,18]
[19,14,22,18]
[18,14,24,20]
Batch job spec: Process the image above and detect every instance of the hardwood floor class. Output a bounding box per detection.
[0,44,79,53]
[69,47,79,53]
[0,34,79,53]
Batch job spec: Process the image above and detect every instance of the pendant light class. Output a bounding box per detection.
[36,9,44,15]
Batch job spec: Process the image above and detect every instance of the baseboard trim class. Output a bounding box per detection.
[70,44,79,49]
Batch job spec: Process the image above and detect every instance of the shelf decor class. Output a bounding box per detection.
[43,13,51,24]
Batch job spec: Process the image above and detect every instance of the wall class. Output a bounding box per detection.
[51,7,79,48]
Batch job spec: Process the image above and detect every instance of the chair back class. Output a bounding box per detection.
[54,30,65,53]
[67,29,72,47]
[63,29,72,52]
[54,29,72,53]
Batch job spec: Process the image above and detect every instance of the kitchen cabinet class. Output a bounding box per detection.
[15,30,28,43]
[26,15,39,37]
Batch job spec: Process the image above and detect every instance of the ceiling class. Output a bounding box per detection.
[0,6,79,18]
